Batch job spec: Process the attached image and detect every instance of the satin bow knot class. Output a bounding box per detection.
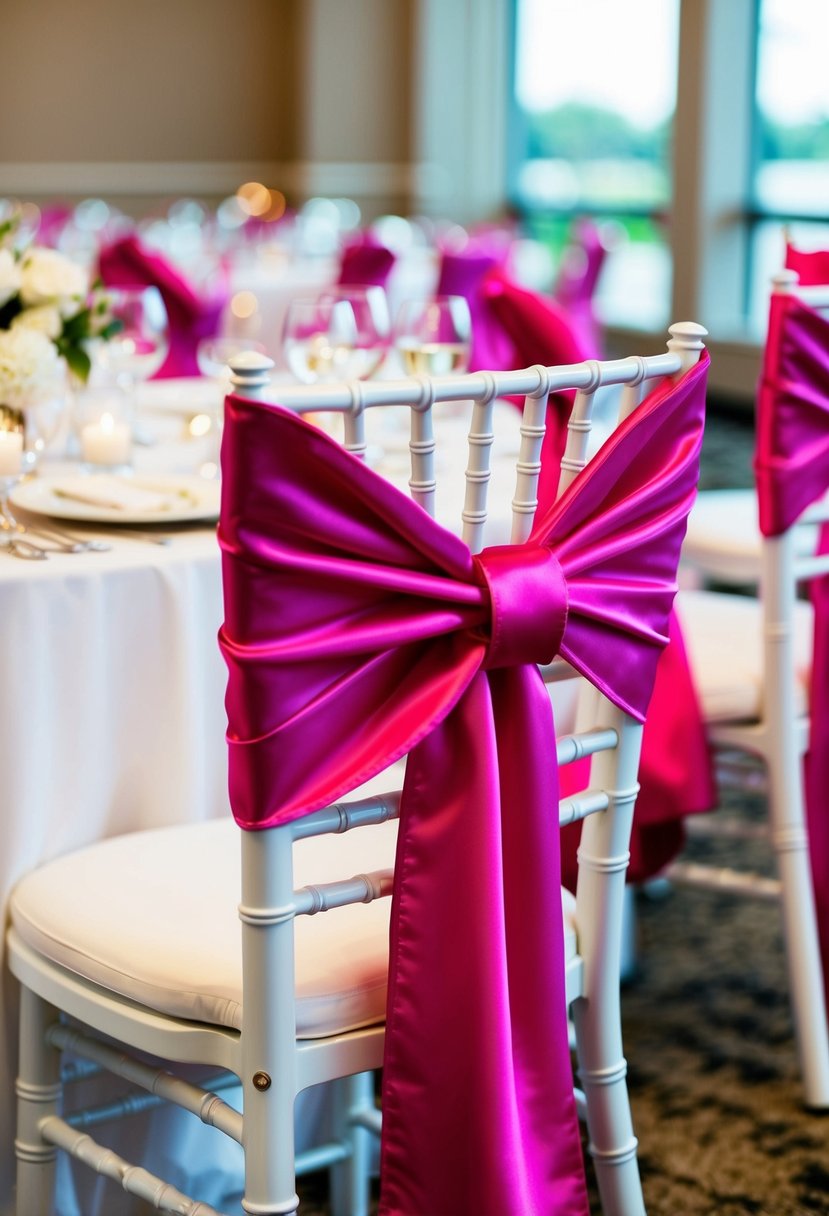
[474,543,567,670]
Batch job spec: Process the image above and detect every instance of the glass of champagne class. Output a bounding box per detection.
[315,285,391,380]
[393,295,471,376]
[98,286,170,398]
[282,294,361,384]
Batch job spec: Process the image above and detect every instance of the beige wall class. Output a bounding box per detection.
[0,0,299,164]
[0,0,420,218]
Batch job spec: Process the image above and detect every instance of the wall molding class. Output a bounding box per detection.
[0,160,443,201]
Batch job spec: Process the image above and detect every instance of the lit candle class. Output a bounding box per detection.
[80,412,132,468]
[0,430,23,478]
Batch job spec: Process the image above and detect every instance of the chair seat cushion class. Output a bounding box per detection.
[676,587,813,723]
[11,767,579,1040]
[683,488,819,586]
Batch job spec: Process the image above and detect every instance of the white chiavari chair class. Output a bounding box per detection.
[7,323,706,1216]
[671,273,829,1108]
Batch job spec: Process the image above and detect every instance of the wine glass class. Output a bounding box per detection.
[195,337,268,478]
[315,285,391,380]
[282,287,389,384]
[393,295,471,376]
[98,286,170,404]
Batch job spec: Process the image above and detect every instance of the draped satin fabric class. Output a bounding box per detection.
[785,242,829,288]
[219,353,708,1215]
[435,245,509,372]
[755,290,829,1013]
[97,234,227,379]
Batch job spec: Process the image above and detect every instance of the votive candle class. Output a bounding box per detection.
[80,412,132,468]
[0,430,23,478]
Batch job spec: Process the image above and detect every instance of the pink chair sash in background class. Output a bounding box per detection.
[478,272,715,881]
[336,232,396,289]
[785,241,829,288]
[755,289,829,1012]
[552,218,609,356]
[219,353,708,1214]
[97,233,228,378]
[435,242,507,371]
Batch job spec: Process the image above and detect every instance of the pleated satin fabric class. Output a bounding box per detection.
[218,352,707,1214]
[755,290,829,1014]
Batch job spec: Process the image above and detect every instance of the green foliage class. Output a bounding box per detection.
[525,102,671,163]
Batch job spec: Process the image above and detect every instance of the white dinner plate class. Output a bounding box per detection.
[9,473,221,525]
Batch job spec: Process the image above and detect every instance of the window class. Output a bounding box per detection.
[510,0,680,329]
[509,0,829,369]
[749,0,829,326]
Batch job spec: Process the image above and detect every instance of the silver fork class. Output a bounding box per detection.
[14,523,111,554]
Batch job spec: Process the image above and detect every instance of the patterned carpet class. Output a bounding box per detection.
[296,407,829,1214]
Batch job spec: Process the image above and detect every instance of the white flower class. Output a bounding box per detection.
[0,248,21,309]
[19,247,87,314]
[11,304,62,340]
[0,327,63,409]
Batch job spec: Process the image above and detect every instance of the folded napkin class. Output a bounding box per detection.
[53,476,175,513]
[436,242,509,371]
[337,233,396,288]
[98,234,228,379]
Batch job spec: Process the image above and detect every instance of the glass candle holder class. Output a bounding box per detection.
[75,384,134,474]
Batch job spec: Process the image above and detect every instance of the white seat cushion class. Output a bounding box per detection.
[676,588,813,723]
[683,488,820,586]
[11,762,580,1040]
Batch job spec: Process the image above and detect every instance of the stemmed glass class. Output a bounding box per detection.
[195,337,268,478]
[282,286,390,384]
[97,286,170,408]
[393,295,471,376]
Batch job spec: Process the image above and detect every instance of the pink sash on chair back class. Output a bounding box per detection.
[218,354,709,1215]
[785,242,829,288]
[98,234,228,379]
[436,244,507,372]
[553,219,608,355]
[755,289,829,1010]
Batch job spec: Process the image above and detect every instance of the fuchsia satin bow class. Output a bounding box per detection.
[219,353,708,1215]
[755,290,829,1015]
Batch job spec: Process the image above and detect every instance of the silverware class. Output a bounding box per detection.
[0,536,48,561]
[17,524,111,554]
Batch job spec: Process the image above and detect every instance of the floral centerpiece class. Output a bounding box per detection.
[0,216,121,467]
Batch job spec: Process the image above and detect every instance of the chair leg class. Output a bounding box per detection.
[329,1072,374,1216]
[15,986,61,1216]
[573,992,645,1216]
[767,755,829,1108]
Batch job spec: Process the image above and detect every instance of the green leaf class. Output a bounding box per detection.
[63,344,92,383]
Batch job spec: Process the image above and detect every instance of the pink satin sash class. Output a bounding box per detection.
[219,353,708,1214]
[755,289,829,1013]
[553,219,608,355]
[98,234,227,379]
[785,242,829,288]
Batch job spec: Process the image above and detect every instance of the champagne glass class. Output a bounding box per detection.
[282,289,389,384]
[99,286,170,401]
[393,295,471,376]
[315,285,391,380]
